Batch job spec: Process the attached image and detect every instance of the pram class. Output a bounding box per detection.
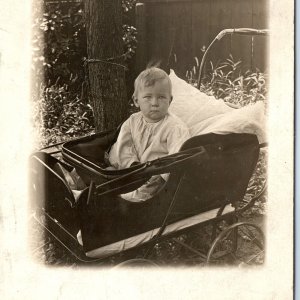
[30,28,268,267]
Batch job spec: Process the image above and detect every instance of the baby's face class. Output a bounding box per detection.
[134,79,172,123]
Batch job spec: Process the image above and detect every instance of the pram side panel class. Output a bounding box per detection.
[169,142,259,222]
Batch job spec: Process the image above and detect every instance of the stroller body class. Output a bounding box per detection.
[30,129,264,264]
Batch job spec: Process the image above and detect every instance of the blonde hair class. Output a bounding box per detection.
[133,67,172,99]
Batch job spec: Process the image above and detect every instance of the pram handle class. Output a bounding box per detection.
[215,28,269,40]
[197,28,269,89]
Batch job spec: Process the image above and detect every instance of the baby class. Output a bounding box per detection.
[109,67,190,201]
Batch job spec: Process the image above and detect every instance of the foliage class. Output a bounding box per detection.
[122,0,137,12]
[32,83,94,148]
[122,24,138,61]
[31,0,137,90]
[31,0,86,90]
[186,55,268,107]
[241,150,267,216]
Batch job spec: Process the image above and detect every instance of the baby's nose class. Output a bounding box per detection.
[151,97,159,106]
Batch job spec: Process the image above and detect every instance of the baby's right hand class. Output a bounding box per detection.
[105,166,117,170]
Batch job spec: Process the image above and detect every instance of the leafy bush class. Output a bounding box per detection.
[122,24,138,61]
[185,55,268,107]
[204,56,267,107]
[122,0,137,11]
[241,149,267,216]
[32,83,94,148]
[32,0,137,90]
[31,0,86,91]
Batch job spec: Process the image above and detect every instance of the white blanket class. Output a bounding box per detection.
[169,70,266,143]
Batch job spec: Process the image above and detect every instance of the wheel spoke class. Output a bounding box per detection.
[238,227,264,249]
[207,223,265,266]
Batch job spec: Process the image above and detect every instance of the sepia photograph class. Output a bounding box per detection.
[0,0,294,298]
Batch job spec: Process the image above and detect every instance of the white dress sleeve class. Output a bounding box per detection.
[108,119,139,169]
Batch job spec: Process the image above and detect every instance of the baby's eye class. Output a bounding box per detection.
[158,95,166,99]
[143,95,151,99]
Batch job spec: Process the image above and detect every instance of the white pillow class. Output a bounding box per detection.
[169,69,233,127]
[190,101,266,143]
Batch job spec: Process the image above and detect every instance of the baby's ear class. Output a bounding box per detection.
[132,96,139,107]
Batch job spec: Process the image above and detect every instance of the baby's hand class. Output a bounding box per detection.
[105,166,117,170]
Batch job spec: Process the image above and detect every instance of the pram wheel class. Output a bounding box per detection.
[206,222,264,266]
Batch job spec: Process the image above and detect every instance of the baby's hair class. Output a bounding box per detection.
[133,67,172,99]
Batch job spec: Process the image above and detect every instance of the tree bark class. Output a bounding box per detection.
[85,0,127,132]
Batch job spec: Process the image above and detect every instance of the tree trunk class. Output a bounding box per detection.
[85,0,127,132]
